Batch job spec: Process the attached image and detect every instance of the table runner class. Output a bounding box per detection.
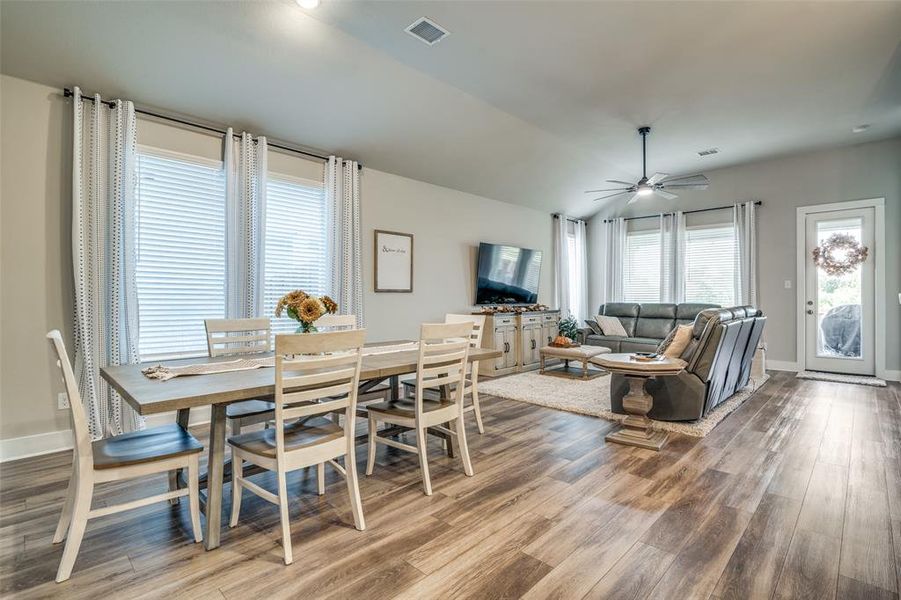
[141,341,420,381]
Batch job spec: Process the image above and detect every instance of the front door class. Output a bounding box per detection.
[803,207,875,375]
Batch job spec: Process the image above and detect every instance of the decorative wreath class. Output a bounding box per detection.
[813,233,868,276]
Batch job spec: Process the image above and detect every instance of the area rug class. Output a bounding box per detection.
[796,370,886,387]
[478,371,770,437]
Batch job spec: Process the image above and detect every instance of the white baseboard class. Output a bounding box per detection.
[884,370,900,382]
[767,360,799,372]
[0,406,212,464]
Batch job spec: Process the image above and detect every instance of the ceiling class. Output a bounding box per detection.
[2,1,900,218]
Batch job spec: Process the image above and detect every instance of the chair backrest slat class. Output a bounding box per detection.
[445,314,486,349]
[414,322,473,416]
[46,330,94,468]
[205,318,271,357]
[274,329,366,457]
[315,314,357,331]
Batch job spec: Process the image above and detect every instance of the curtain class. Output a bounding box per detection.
[327,156,363,327]
[553,215,571,316]
[733,201,758,306]
[660,211,686,303]
[571,219,589,321]
[225,129,267,319]
[604,217,626,303]
[71,86,142,439]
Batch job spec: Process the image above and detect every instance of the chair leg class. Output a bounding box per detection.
[471,379,485,434]
[230,453,243,528]
[231,419,242,436]
[345,455,366,531]
[455,416,474,477]
[188,455,203,543]
[52,462,77,544]
[276,469,293,565]
[55,476,93,583]
[415,426,432,496]
[317,463,326,496]
[366,414,377,476]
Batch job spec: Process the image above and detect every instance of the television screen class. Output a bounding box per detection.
[475,242,542,305]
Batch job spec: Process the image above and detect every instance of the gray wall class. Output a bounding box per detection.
[588,137,901,371]
[0,75,553,443]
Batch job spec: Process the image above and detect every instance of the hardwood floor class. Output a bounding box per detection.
[1,371,899,599]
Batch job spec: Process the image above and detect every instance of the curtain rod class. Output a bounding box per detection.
[602,200,761,223]
[62,88,363,170]
[553,214,585,224]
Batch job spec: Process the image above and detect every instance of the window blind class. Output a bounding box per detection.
[263,176,329,334]
[623,230,661,303]
[135,152,227,360]
[684,224,736,306]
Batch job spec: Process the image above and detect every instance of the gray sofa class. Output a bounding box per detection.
[581,302,719,353]
[611,306,767,421]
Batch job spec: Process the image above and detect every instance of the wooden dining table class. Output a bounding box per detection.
[100,341,501,550]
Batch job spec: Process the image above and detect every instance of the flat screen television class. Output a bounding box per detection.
[475,242,542,305]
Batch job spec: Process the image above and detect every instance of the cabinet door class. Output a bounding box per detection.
[522,326,540,366]
[494,327,509,371]
[504,327,518,369]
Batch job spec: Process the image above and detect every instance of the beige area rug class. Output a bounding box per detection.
[479,371,770,437]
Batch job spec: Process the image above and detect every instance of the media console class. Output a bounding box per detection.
[474,309,561,377]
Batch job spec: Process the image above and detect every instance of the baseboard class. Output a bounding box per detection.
[883,370,901,382]
[767,360,799,372]
[0,406,212,463]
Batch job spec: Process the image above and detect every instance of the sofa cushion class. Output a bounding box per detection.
[636,317,676,340]
[584,334,621,352]
[676,303,719,320]
[596,315,628,337]
[638,303,677,319]
[584,319,602,336]
[621,338,661,353]
[600,303,639,336]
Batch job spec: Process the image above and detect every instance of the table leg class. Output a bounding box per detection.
[582,360,589,380]
[204,404,227,550]
[539,353,545,374]
[170,408,191,504]
[605,375,668,451]
[389,376,400,401]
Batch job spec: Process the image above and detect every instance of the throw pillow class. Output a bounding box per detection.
[584,320,603,336]
[656,326,679,354]
[596,315,628,337]
[662,324,693,358]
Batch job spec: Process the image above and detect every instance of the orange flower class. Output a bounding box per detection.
[298,297,325,323]
[321,295,338,314]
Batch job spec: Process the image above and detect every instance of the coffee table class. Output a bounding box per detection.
[590,353,686,451]
[539,344,611,380]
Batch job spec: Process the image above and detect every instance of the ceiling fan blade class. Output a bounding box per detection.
[661,183,708,190]
[654,189,678,200]
[660,173,709,185]
[606,179,637,186]
[584,187,632,194]
[627,192,643,205]
[647,172,668,185]
[590,191,630,202]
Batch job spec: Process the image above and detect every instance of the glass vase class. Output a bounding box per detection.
[295,321,318,334]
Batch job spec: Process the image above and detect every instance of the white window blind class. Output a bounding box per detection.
[135,151,226,360]
[623,230,661,303]
[263,176,329,334]
[684,224,736,306]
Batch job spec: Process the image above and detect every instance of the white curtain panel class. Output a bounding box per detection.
[225,129,267,319]
[71,86,142,439]
[604,217,626,303]
[327,156,363,327]
[659,211,686,303]
[571,219,589,321]
[553,214,571,316]
[733,201,758,306]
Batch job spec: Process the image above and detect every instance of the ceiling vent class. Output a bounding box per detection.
[406,17,450,45]
[697,147,719,157]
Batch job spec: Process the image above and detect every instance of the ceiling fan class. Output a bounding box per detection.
[586,126,709,204]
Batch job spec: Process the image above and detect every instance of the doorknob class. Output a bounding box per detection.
[806,300,813,306]
[806,309,813,315]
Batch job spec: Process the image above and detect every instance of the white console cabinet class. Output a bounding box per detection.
[477,310,561,377]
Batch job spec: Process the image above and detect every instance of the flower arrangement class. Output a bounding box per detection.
[275,290,338,333]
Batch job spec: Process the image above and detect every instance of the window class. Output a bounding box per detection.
[135,151,226,360]
[263,176,329,334]
[623,229,661,302]
[684,224,736,306]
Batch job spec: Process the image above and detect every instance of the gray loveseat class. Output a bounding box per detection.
[581,302,719,353]
[610,306,767,421]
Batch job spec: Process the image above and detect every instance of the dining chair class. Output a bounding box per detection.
[402,314,487,433]
[46,330,203,583]
[205,318,275,436]
[366,321,475,495]
[314,314,357,330]
[228,329,367,565]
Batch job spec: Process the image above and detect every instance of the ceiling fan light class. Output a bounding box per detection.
[637,185,653,196]
[296,0,320,8]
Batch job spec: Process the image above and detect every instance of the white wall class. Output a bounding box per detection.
[0,75,553,457]
[588,137,901,372]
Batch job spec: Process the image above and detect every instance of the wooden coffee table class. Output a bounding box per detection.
[539,344,610,379]
[590,353,686,451]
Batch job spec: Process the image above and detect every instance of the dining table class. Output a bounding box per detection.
[100,340,501,550]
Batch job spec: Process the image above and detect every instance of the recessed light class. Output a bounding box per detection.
[296,0,320,8]
[852,124,870,133]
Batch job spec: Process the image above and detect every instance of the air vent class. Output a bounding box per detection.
[697,147,719,157]
[406,17,450,45]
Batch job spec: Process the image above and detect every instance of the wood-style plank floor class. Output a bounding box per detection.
[2,371,899,599]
